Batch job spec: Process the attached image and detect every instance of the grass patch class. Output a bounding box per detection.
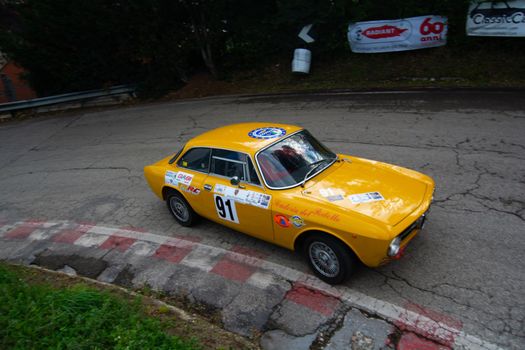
[0,263,204,350]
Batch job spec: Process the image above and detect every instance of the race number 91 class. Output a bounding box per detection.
[214,194,239,223]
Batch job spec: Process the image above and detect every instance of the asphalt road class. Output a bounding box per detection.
[1,90,524,349]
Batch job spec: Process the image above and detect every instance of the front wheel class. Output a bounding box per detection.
[166,192,197,227]
[303,234,357,285]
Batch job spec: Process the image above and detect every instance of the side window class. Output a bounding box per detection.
[247,157,261,185]
[177,148,211,172]
[210,149,261,186]
[211,149,246,180]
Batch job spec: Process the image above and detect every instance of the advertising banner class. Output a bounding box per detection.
[347,15,448,53]
[466,1,525,36]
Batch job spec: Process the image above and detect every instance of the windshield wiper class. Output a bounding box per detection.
[300,156,337,188]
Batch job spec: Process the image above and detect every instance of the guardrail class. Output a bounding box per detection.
[0,85,136,114]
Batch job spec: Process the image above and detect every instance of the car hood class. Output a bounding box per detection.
[304,158,429,227]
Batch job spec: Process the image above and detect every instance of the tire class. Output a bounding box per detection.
[166,191,197,227]
[303,234,357,285]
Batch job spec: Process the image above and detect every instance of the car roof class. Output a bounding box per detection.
[186,123,303,155]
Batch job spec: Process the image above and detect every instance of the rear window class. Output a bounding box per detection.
[177,147,211,172]
[168,145,185,164]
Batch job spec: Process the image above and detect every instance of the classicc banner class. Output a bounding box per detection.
[347,15,448,53]
[466,0,525,37]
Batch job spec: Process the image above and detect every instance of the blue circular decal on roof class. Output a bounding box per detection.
[248,127,286,139]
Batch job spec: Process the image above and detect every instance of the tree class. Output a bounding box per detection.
[0,0,193,96]
[182,0,222,78]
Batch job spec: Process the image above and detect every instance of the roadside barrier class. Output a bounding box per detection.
[0,85,136,117]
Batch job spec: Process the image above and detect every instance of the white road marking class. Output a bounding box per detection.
[28,223,65,240]
[74,232,109,248]
[87,225,120,236]
[0,224,12,237]
[246,271,278,289]
[27,229,55,240]
[128,241,158,256]
[179,245,223,272]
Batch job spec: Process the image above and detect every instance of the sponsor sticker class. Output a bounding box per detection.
[165,170,193,186]
[165,170,179,186]
[274,214,291,228]
[248,127,286,139]
[290,215,304,228]
[362,25,408,39]
[175,171,193,186]
[326,195,344,202]
[246,191,271,209]
[348,192,385,203]
[319,188,345,202]
[214,184,227,195]
[214,184,271,209]
[180,185,201,195]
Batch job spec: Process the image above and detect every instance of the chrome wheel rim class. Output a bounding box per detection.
[309,242,340,278]
[169,197,189,222]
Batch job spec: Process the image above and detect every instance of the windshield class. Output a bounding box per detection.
[256,130,336,188]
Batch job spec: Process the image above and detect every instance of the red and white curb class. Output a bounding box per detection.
[0,220,503,350]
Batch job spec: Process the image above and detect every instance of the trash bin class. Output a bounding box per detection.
[292,48,311,74]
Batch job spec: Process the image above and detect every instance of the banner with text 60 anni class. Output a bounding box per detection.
[347,15,448,53]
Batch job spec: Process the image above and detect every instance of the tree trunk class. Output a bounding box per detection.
[186,2,218,78]
[198,33,218,78]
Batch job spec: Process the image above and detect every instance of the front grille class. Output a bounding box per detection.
[399,222,417,241]
[398,211,427,241]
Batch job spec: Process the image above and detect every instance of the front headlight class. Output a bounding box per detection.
[387,237,402,257]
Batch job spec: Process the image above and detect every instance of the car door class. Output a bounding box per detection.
[200,149,274,242]
[169,147,211,213]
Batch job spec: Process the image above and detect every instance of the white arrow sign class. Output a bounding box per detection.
[298,24,315,43]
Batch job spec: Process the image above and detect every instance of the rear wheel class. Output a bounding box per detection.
[166,192,197,227]
[303,234,357,285]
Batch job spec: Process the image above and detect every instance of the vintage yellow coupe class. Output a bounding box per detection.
[144,123,434,284]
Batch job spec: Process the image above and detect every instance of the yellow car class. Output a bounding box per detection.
[144,123,434,284]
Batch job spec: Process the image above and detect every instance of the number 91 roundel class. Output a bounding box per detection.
[214,194,239,223]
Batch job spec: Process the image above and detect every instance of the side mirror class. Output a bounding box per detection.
[230,176,241,186]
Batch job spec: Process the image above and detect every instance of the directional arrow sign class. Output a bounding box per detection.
[298,24,315,43]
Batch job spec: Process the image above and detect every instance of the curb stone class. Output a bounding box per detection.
[0,220,503,350]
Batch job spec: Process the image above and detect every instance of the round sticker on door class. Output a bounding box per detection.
[274,214,290,228]
[290,215,304,228]
[248,127,286,139]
